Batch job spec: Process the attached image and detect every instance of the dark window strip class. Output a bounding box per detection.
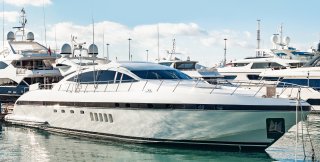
[16,100,310,111]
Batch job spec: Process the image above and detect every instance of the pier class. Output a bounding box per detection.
[0,103,13,121]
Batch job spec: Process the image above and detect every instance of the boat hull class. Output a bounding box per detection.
[6,104,305,149]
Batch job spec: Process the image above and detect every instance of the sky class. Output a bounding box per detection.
[1,0,319,66]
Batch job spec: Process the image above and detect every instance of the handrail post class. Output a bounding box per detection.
[58,84,62,91]
[142,80,148,91]
[128,80,134,91]
[172,80,181,92]
[157,80,164,92]
[104,82,109,92]
[231,83,242,95]
[194,79,200,88]
[116,80,122,92]
[84,84,88,93]
[253,83,265,97]
[66,83,71,92]
[210,84,218,94]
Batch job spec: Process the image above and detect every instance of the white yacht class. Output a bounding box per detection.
[257,45,320,112]
[217,57,303,81]
[5,47,310,149]
[217,24,314,81]
[0,9,61,102]
[260,45,320,89]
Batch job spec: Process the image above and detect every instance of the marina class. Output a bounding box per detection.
[0,1,320,161]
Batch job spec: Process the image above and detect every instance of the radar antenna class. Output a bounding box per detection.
[13,8,27,40]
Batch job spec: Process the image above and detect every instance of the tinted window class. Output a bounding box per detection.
[174,62,196,70]
[0,61,8,69]
[159,62,172,66]
[96,70,116,83]
[223,75,237,80]
[115,72,135,83]
[67,70,116,83]
[131,70,192,79]
[247,75,259,80]
[232,63,249,67]
[251,62,284,69]
[251,63,269,69]
[270,62,284,68]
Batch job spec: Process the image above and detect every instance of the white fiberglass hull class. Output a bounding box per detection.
[6,101,307,149]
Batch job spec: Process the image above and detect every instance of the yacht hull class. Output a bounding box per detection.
[6,103,305,149]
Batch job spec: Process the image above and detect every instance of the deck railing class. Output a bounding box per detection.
[36,78,309,98]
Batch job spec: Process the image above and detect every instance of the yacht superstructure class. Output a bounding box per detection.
[0,9,61,102]
[217,57,303,81]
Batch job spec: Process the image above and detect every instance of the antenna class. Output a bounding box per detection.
[172,38,176,54]
[91,15,96,85]
[256,19,261,56]
[42,0,47,47]
[157,24,160,62]
[102,30,105,58]
[2,0,4,50]
[54,27,57,57]
[13,8,27,40]
[279,23,283,49]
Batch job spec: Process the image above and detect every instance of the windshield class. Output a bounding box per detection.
[10,42,47,54]
[131,70,192,80]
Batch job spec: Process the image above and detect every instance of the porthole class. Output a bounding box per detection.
[99,113,103,122]
[108,114,113,123]
[103,113,108,122]
[90,112,94,121]
[94,113,98,121]
[61,110,65,113]
[80,110,85,114]
[53,109,57,113]
[70,110,74,113]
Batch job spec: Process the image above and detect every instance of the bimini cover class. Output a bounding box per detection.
[88,44,98,56]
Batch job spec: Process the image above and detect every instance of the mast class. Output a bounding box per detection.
[256,19,261,56]
[42,0,47,47]
[279,23,283,49]
[157,24,160,62]
[2,0,4,50]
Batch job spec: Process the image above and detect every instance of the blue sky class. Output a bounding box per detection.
[1,0,320,66]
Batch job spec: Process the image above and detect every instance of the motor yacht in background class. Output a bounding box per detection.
[5,43,310,149]
[158,39,222,81]
[217,57,303,80]
[55,36,109,77]
[217,23,315,81]
[260,43,320,89]
[256,43,320,112]
[0,9,61,102]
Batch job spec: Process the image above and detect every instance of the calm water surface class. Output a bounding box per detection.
[0,114,319,162]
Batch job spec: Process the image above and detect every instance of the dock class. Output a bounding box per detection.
[0,103,14,121]
[0,114,6,121]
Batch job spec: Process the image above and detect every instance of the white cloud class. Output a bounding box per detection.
[4,0,52,7]
[201,30,255,49]
[38,21,259,66]
[0,11,19,23]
